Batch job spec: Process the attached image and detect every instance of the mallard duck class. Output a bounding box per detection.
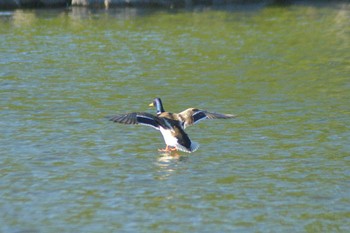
[109,98,236,153]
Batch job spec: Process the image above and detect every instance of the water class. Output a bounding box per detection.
[1,4,350,232]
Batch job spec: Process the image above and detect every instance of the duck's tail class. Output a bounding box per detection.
[176,141,199,153]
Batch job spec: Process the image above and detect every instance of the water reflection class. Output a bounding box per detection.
[154,152,188,180]
[1,4,349,32]
[70,6,144,20]
[0,7,159,27]
[332,4,350,48]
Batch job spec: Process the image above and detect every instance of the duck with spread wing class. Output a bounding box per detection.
[109,98,236,153]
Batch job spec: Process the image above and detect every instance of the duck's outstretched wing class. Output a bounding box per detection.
[109,112,160,130]
[178,108,236,128]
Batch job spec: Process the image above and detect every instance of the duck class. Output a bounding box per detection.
[109,98,236,153]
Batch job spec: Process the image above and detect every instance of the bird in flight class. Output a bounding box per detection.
[109,98,236,153]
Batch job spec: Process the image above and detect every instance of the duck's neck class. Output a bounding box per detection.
[155,98,165,114]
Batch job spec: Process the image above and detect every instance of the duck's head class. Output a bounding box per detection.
[149,97,165,114]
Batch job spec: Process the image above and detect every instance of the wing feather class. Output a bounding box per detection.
[179,108,236,128]
[109,112,160,130]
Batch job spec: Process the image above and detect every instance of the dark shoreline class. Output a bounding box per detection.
[0,0,348,10]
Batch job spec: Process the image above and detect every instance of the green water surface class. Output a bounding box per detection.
[1,4,349,232]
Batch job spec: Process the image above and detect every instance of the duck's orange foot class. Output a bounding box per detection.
[158,146,177,152]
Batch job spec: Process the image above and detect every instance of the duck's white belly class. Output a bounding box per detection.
[159,127,178,147]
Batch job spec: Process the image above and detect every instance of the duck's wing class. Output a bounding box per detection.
[109,112,161,130]
[178,108,236,128]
